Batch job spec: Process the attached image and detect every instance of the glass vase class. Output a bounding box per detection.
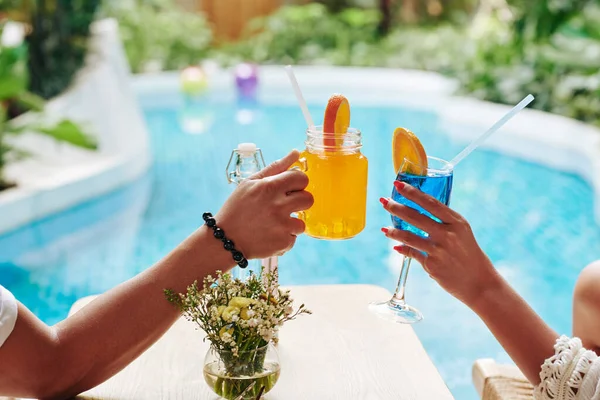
[203,343,280,399]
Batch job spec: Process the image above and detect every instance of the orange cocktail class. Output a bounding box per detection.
[297,95,368,240]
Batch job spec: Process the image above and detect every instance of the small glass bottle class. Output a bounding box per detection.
[226,143,279,283]
[226,143,266,185]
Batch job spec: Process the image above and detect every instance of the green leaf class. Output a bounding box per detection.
[14,91,45,112]
[0,46,28,100]
[4,122,29,135]
[37,120,97,150]
[0,140,11,169]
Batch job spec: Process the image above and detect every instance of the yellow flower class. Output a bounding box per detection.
[222,306,240,322]
[240,307,253,320]
[217,305,226,317]
[258,294,278,305]
[228,297,255,309]
[219,326,234,338]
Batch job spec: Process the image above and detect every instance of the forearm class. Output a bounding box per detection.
[55,225,234,397]
[31,226,233,399]
[470,273,558,384]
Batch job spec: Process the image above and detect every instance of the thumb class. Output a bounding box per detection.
[252,150,300,179]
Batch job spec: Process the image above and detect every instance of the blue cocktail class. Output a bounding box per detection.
[392,161,453,234]
[370,156,454,323]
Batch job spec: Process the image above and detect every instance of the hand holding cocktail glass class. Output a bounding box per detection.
[380,180,498,308]
[285,65,534,324]
[370,94,535,323]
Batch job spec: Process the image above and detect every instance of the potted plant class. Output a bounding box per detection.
[165,270,311,399]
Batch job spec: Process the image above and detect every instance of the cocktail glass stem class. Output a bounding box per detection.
[369,251,422,324]
[391,256,412,306]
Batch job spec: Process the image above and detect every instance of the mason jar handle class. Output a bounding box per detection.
[290,157,308,173]
[290,157,308,221]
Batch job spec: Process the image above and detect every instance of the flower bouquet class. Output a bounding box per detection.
[165,270,310,399]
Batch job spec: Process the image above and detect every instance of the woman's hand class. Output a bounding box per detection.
[381,181,563,386]
[380,181,499,307]
[216,150,314,260]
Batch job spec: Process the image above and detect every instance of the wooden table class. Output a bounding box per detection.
[71,285,454,399]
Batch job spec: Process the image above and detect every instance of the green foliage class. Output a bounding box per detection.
[36,120,97,149]
[218,4,468,72]
[218,2,600,127]
[314,0,356,13]
[391,0,479,25]
[376,25,471,73]
[508,0,589,45]
[218,4,381,66]
[165,270,310,354]
[456,2,600,126]
[0,0,22,12]
[25,0,101,99]
[102,0,213,73]
[0,40,97,190]
[0,44,27,101]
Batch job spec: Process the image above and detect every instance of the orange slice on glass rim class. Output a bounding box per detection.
[323,94,350,148]
[392,127,428,176]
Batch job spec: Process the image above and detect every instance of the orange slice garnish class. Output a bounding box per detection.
[323,94,350,148]
[392,127,428,175]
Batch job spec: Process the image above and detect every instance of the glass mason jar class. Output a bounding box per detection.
[295,125,368,240]
[203,343,280,400]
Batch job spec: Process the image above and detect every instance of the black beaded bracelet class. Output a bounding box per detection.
[202,212,249,268]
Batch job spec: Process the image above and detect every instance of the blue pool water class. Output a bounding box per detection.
[2,91,600,399]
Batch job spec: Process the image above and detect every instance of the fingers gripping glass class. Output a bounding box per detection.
[369,156,454,324]
[290,158,308,221]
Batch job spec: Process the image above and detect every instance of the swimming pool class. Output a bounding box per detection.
[1,81,599,399]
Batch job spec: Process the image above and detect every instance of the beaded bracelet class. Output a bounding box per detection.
[202,212,249,268]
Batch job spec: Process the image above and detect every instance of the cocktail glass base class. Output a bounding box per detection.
[368,301,423,324]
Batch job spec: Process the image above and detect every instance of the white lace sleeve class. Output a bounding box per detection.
[535,335,600,400]
[0,285,18,347]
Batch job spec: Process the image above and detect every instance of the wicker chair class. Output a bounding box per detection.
[473,359,534,400]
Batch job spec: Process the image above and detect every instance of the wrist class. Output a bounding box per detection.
[202,212,249,268]
[469,271,507,315]
[194,225,236,271]
[213,213,248,259]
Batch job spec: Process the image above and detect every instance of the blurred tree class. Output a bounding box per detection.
[377,0,392,36]
[396,0,479,24]
[314,0,354,13]
[103,0,212,72]
[3,0,100,98]
[0,0,21,12]
[507,0,590,46]
[26,0,101,99]
[221,4,380,65]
